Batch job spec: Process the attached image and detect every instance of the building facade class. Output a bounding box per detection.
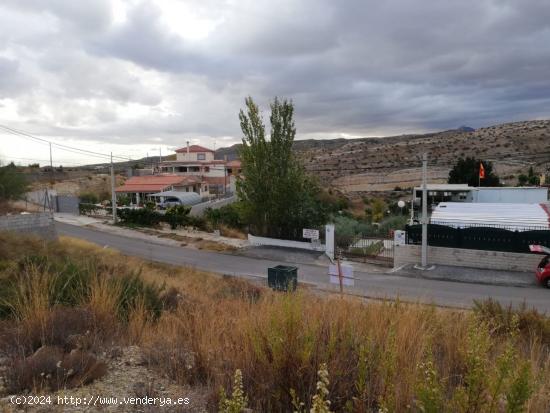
[159,143,241,195]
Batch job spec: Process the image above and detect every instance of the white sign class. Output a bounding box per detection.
[394,230,406,246]
[328,263,355,286]
[303,228,320,240]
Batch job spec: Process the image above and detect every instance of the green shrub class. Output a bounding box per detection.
[117,208,163,227]
[113,273,165,321]
[0,162,28,201]
[79,192,98,204]
[205,204,245,229]
[79,203,100,215]
[164,205,191,229]
[116,194,130,206]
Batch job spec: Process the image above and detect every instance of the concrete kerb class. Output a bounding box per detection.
[391,263,535,288]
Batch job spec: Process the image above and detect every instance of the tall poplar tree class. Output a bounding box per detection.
[237,97,326,239]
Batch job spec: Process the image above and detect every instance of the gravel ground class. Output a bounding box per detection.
[1,347,209,413]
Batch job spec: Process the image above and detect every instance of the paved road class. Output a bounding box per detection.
[56,222,550,313]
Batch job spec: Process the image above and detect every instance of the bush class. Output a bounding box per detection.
[79,203,100,215]
[115,274,165,321]
[164,205,191,230]
[0,162,28,201]
[205,204,245,229]
[117,208,163,227]
[116,194,130,206]
[79,192,98,204]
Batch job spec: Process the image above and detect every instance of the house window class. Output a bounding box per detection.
[204,166,210,172]
[197,153,206,160]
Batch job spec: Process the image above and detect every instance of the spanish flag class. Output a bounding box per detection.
[479,162,485,179]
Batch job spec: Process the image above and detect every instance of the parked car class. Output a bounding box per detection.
[158,197,182,210]
[529,245,550,288]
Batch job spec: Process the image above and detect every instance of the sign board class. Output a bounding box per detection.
[394,230,406,246]
[328,263,355,286]
[303,228,320,240]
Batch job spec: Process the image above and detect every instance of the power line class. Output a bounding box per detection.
[0,155,84,166]
[0,124,135,162]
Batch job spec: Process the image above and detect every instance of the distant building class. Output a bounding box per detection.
[158,142,241,194]
[115,174,207,205]
[411,184,548,222]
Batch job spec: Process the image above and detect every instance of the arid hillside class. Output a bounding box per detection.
[218,119,550,195]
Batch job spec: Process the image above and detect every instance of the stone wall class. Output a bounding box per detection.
[394,244,541,272]
[0,213,57,240]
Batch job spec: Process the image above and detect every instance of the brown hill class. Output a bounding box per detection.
[218,120,550,195]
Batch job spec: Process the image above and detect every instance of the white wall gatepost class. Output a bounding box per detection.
[325,224,335,261]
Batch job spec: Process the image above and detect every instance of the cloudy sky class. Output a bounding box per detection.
[0,0,549,165]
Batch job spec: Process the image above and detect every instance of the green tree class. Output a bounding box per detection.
[237,97,326,239]
[369,198,388,222]
[517,174,529,186]
[0,162,28,201]
[527,166,540,186]
[448,157,500,187]
[517,167,540,186]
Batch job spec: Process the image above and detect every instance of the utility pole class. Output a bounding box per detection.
[224,155,228,195]
[49,142,54,184]
[421,152,428,268]
[111,152,117,224]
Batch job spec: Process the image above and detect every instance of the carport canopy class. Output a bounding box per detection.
[148,190,202,206]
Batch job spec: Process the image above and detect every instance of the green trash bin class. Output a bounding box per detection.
[268,265,298,292]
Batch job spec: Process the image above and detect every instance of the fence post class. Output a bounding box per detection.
[325,224,335,261]
[512,230,520,252]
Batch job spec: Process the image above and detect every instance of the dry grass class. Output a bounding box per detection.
[0,233,549,412]
[0,201,26,215]
[219,224,247,240]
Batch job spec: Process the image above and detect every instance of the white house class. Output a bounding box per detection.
[159,143,241,194]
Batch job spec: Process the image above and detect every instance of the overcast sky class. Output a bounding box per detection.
[0,0,549,165]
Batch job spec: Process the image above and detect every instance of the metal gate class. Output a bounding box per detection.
[337,231,394,266]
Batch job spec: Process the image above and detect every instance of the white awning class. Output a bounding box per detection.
[430,202,550,231]
[147,191,202,205]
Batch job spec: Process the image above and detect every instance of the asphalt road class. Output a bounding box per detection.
[55,222,550,313]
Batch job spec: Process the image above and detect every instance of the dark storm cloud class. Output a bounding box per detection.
[0,0,549,151]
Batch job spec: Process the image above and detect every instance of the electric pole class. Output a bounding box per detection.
[49,142,54,184]
[111,152,117,224]
[224,155,227,195]
[421,152,428,268]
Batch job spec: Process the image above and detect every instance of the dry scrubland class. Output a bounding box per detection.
[0,233,549,412]
[292,120,550,194]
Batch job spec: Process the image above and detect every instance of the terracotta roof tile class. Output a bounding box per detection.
[115,174,189,193]
[174,144,214,153]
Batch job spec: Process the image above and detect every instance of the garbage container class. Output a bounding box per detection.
[267,265,298,292]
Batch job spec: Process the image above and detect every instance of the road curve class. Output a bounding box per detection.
[55,222,550,313]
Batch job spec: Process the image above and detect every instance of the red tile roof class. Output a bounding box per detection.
[175,144,214,153]
[115,175,193,193]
